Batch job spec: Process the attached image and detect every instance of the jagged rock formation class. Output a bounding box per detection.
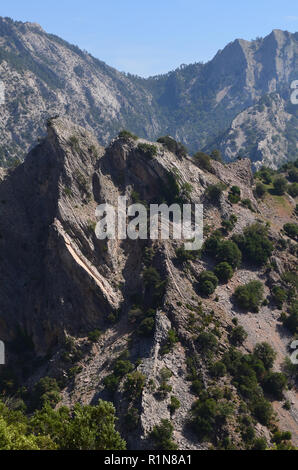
[208,93,298,170]
[0,17,297,167]
[0,118,297,449]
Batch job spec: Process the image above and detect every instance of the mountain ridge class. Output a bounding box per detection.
[0,116,297,449]
[0,17,297,168]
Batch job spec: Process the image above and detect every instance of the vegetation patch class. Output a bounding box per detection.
[157,136,187,158]
[234,280,264,312]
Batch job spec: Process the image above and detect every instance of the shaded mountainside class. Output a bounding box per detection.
[0,118,297,450]
[0,17,297,167]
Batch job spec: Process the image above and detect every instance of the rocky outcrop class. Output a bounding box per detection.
[0,118,297,449]
[209,93,298,169]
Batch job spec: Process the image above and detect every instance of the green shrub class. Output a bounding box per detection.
[194,152,213,172]
[137,143,157,159]
[283,357,298,382]
[273,176,287,195]
[138,317,155,336]
[113,360,134,377]
[104,357,134,394]
[162,170,180,203]
[168,396,181,415]
[88,329,102,342]
[271,286,287,309]
[157,136,187,158]
[68,366,83,378]
[242,428,256,447]
[255,167,273,184]
[251,437,267,450]
[263,372,287,400]
[282,300,298,333]
[202,233,222,256]
[282,271,298,290]
[197,332,218,353]
[222,348,274,426]
[213,262,234,283]
[272,430,292,446]
[130,307,156,336]
[234,280,264,312]
[252,397,273,426]
[205,183,225,204]
[143,267,166,307]
[229,326,248,346]
[191,398,217,441]
[30,399,126,450]
[210,361,227,378]
[197,270,218,296]
[156,381,172,400]
[160,329,179,355]
[128,307,144,324]
[283,400,291,411]
[191,379,204,396]
[253,343,276,370]
[107,310,120,325]
[287,182,298,197]
[288,167,298,182]
[32,377,61,410]
[143,267,161,288]
[0,397,126,449]
[175,246,198,263]
[221,214,237,233]
[103,374,120,393]
[228,185,241,204]
[118,130,138,141]
[233,223,273,266]
[283,223,298,240]
[69,135,80,152]
[191,396,233,442]
[150,419,178,450]
[216,240,242,269]
[255,182,267,198]
[124,371,146,397]
[63,186,73,197]
[241,199,254,211]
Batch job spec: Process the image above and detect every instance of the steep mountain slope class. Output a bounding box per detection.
[207,93,298,170]
[0,17,297,167]
[0,17,161,165]
[143,30,298,152]
[0,118,297,450]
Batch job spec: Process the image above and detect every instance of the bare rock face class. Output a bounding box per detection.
[0,17,159,166]
[0,17,297,167]
[0,117,119,353]
[0,118,297,449]
[211,93,298,170]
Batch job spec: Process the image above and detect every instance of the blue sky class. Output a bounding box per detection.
[1,0,298,76]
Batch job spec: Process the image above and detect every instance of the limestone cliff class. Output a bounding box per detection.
[0,118,297,450]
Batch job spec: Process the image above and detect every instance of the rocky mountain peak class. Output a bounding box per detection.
[0,117,297,448]
[0,19,297,167]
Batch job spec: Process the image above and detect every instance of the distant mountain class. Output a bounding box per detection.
[0,17,160,165]
[0,17,297,166]
[0,117,297,448]
[206,93,298,169]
